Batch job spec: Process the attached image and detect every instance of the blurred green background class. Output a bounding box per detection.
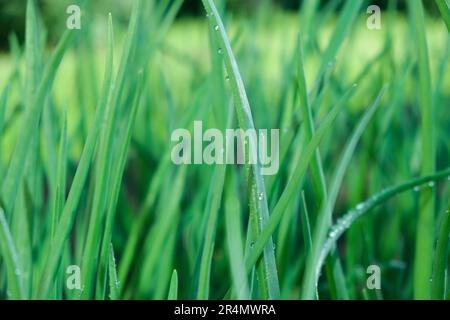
[0,0,443,48]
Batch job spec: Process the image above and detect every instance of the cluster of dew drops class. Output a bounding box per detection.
[205,11,230,81]
[327,175,450,240]
[327,200,372,239]
[413,175,450,193]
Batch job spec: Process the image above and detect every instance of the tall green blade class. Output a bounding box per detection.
[296,33,348,299]
[409,0,436,299]
[0,208,25,299]
[431,204,450,299]
[168,270,178,300]
[36,19,114,299]
[225,171,250,299]
[243,87,355,282]
[1,28,73,215]
[302,87,386,299]
[97,72,144,299]
[200,0,280,299]
[108,244,119,300]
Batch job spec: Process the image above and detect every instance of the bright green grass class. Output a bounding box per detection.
[0,0,450,300]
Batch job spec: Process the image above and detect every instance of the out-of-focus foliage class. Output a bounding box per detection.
[0,0,442,49]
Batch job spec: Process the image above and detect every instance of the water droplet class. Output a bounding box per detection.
[413,186,420,192]
[339,216,351,228]
[428,181,435,188]
[258,193,264,201]
[225,75,230,81]
[429,277,433,283]
[218,48,223,55]
[250,242,255,248]
[447,176,450,181]
[356,203,365,210]
[352,83,358,88]
[214,25,219,31]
